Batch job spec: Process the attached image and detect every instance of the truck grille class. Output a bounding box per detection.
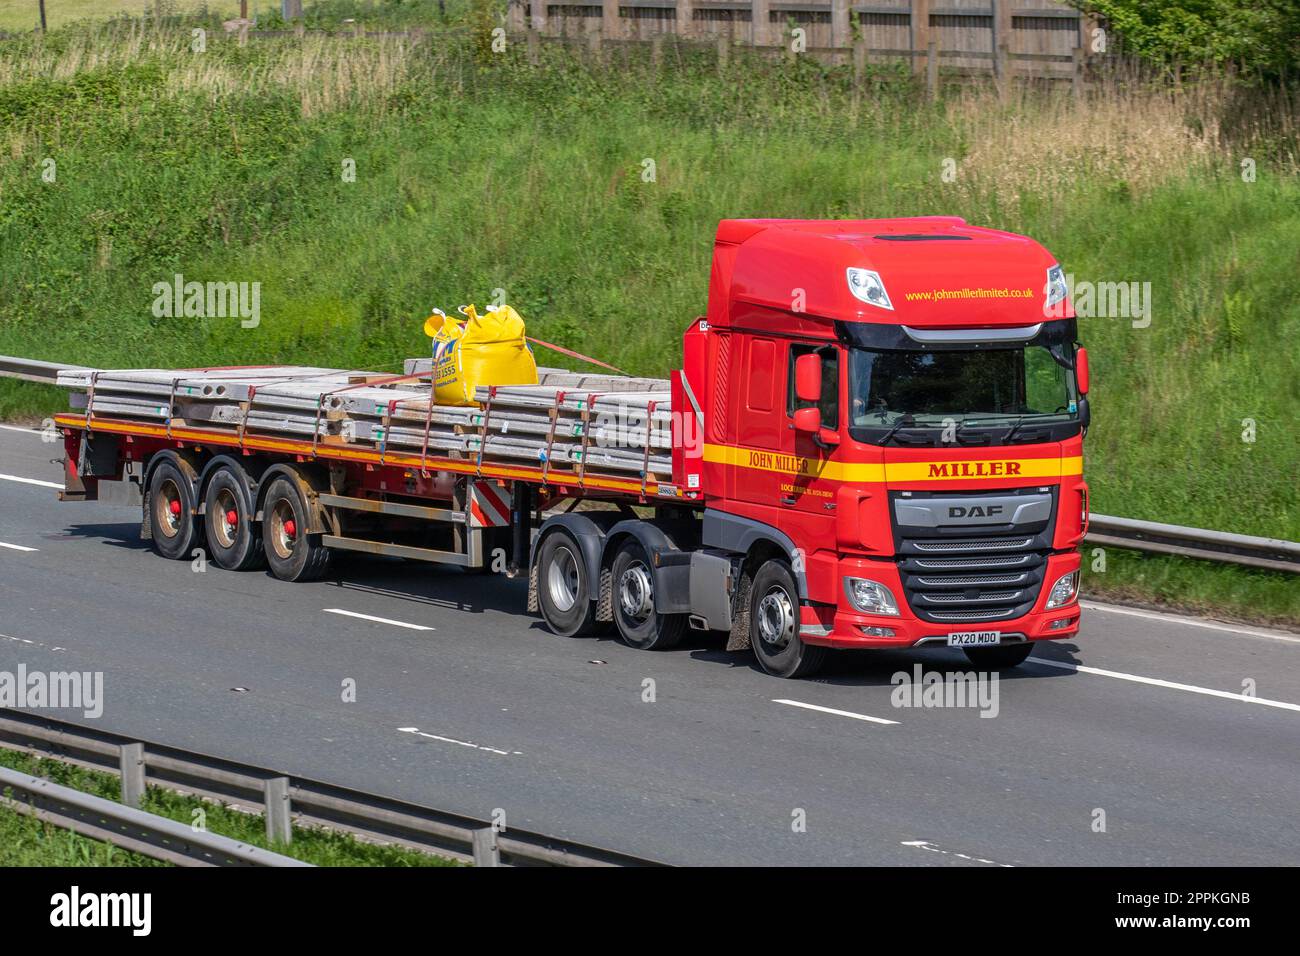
[892,489,1056,625]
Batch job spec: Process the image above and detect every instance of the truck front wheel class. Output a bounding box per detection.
[536,530,598,637]
[750,560,827,679]
[261,477,331,582]
[610,540,686,651]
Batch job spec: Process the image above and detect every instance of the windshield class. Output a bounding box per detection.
[848,345,1080,445]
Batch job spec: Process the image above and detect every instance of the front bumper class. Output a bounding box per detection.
[800,551,1081,649]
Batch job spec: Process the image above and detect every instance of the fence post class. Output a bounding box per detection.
[717,35,729,73]
[472,828,502,866]
[926,38,938,99]
[909,0,929,75]
[992,0,1011,80]
[507,0,525,34]
[830,0,850,59]
[119,743,145,809]
[651,34,663,66]
[265,776,292,845]
[1072,46,1084,99]
[677,0,694,39]
[750,0,770,48]
[602,0,621,40]
[282,0,303,20]
[527,27,541,64]
[587,29,604,63]
[853,37,866,82]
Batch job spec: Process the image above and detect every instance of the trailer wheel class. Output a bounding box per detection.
[261,477,331,583]
[535,530,597,637]
[963,643,1034,669]
[750,560,827,679]
[203,467,265,571]
[610,540,686,651]
[147,458,201,561]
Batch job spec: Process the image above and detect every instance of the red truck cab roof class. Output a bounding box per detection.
[708,217,1070,332]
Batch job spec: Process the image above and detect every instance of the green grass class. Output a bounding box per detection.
[0,13,1295,623]
[0,748,460,865]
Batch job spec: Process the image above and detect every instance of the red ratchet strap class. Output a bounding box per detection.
[525,336,627,376]
[475,387,496,478]
[165,377,181,440]
[539,390,566,485]
[639,399,657,500]
[85,371,100,430]
[575,392,602,490]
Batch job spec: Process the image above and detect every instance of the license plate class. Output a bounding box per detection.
[946,631,1001,647]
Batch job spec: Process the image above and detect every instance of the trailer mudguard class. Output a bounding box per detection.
[529,512,622,615]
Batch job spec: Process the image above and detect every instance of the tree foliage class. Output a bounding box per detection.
[1073,1,1299,76]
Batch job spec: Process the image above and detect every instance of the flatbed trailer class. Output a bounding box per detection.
[50,217,1091,679]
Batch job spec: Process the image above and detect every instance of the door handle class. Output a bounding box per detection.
[780,496,797,506]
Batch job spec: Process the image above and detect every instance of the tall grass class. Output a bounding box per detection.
[0,20,1296,552]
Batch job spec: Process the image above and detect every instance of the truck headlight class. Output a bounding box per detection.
[1045,264,1068,308]
[846,268,894,311]
[845,577,900,616]
[1045,570,1080,609]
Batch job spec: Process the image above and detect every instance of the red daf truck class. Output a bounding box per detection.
[53,217,1088,679]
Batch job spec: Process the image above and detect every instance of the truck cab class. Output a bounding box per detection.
[669,217,1088,676]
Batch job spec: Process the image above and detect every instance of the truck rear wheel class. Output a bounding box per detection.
[147,458,201,561]
[203,466,265,571]
[536,530,597,637]
[963,643,1034,669]
[750,560,827,679]
[610,540,686,651]
[261,477,331,583]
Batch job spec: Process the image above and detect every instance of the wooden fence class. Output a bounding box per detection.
[507,0,1100,79]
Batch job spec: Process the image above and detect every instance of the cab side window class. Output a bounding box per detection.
[787,344,839,429]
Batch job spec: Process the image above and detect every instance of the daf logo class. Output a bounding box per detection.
[949,504,1004,519]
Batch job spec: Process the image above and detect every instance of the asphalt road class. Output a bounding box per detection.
[1,423,1297,865]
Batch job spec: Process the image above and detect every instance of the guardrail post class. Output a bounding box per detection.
[265,776,292,844]
[119,743,145,808]
[472,827,501,866]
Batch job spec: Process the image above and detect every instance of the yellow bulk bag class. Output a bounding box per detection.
[422,304,538,406]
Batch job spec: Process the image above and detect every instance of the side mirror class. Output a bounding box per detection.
[1075,347,1090,395]
[793,406,821,434]
[795,353,822,403]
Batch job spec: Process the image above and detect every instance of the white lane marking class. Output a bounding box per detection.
[323,608,434,631]
[0,473,61,489]
[0,541,37,552]
[398,726,520,756]
[773,698,899,725]
[1082,600,1300,643]
[0,424,45,435]
[0,633,65,652]
[1028,659,1300,713]
[901,840,1013,867]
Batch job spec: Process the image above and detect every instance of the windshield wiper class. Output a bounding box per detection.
[876,414,917,446]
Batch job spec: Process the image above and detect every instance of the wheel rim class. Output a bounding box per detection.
[546,544,580,612]
[156,478,182,537]
[756,585,796,650]
[213,487,239,548]
[617,559,654,625]
[269,498,298,560]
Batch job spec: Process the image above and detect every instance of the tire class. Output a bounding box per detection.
[203,466,265,571]
[610,540,686,651]
[261,476,331,582]
[535,530,598,637]
[963,642,1034,670]
[147,458,201,561]
[749,559,827,679]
